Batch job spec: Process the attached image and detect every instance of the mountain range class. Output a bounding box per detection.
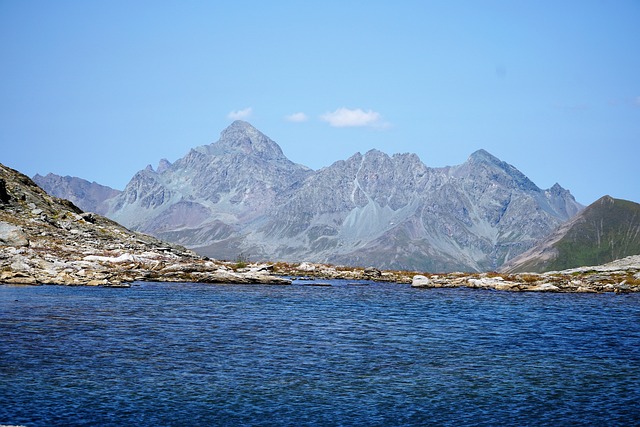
[35,120,584,272]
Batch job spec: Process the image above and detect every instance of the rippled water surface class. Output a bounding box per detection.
[2,280,640,426]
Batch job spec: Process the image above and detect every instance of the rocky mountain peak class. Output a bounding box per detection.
[597,195,615,205]
[546,183,574,200]
[549,183,564,192]
[468,149,501,164]
[213,120,286,161]
[459,149,537,192]
[466,149,519,175]
[157,158,172,174]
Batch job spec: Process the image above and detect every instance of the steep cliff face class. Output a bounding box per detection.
[501,196,640,273]
[421,150,582,270]
[46,121,583,272]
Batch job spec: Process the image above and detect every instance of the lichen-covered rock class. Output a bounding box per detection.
[0,221,28,247]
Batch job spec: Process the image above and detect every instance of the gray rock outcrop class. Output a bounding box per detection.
[0,222,28,247]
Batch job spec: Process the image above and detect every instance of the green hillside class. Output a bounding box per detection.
[545,196,640,271]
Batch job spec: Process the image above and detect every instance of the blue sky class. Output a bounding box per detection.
[1,0,638,205]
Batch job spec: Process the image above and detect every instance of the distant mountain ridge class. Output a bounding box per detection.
[33,173,121,215]
[501,196,640,273]
[36,120,584,272]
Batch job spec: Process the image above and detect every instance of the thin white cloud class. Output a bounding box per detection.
[320,107,388,128]
[635,96,640,107]
[227,107,253,120]
[285,112,309,122]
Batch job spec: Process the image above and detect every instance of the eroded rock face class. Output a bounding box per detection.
[0,178,9,203]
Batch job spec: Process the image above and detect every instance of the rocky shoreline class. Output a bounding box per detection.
[3,242,640,293]
[269,257,640,293]
[1,248,293,287]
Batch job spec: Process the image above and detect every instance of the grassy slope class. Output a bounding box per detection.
[545,196,640,271]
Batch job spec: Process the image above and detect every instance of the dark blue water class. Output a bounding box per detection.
[1,280,640,426]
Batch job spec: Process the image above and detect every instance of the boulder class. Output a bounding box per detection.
[467,276,521,291]
[493,282,521,291]
[83,253,138,263]
[364,267,382,278]
[1,271,37,285]
[86,279,109,286]
[250,264,274,273]
[243,273,292,285]
[525,283,560,292]
[411,275,431,288]
[297,262,317,272]
[0,221,28,247]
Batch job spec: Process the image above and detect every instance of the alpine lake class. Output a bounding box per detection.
[2,279,639,426]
